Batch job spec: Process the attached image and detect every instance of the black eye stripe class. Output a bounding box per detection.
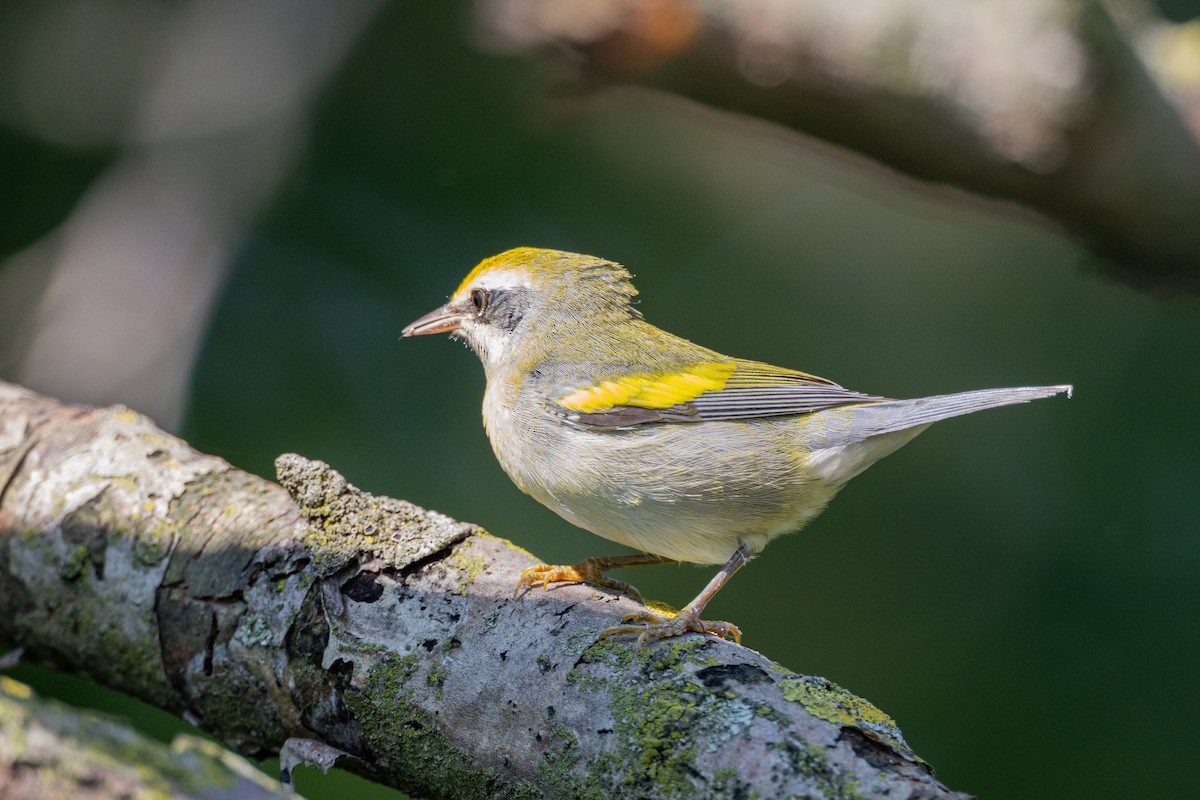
[472,288,523,332]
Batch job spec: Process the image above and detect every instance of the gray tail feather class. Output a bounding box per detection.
[825,384,1072,446]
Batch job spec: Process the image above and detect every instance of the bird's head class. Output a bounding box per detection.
[403,247,640,372]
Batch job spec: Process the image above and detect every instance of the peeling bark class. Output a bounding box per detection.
[0,380,971,799]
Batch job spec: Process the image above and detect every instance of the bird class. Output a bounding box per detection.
[403,247,1071,646]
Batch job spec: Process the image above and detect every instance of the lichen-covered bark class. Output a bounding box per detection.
[0,381,971,799]
[0,674,292,799]
[475,0,1200,293]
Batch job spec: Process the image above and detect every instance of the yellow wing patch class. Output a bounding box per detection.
[558,362,737,412]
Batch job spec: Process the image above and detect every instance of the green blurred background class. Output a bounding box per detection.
[2,2,1199,798]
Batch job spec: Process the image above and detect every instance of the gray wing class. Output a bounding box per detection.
[556,383,888,429]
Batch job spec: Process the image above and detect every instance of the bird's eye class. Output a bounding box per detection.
[470,289,488,313]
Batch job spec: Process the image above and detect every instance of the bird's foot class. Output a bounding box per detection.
[597,606,741,648]
[513,559,643,602]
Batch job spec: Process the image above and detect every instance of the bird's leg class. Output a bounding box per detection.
[514,553,672,602]
[598,541,750,647]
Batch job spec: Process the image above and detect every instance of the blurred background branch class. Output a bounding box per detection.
[0,675,292,800]
[0,0,382,431]
[475,0,1200,291]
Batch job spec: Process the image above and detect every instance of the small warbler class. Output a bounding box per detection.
[404,247,1070,646]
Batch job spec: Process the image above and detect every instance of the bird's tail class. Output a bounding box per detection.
[810,384,1073,449]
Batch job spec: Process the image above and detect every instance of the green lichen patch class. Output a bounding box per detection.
[233,612,273,647]
[546,675,711,799]
[275,454,474,577]
[35,588,174,708]
[343,655,510,799]
[95,620,168,702]
[172,652,289,752]
[780,676,910,755]
[59,493,112,578]
[61,545,92,581]
[18,526,44,547]
[576,635,716,677]
[575,636,636,671]
[427,664,449,699]
[537,724,583,789]
[635,637,713,674]
[564,638,759,799]
[605,671,702,796]
[773,739,864,800]
[131,517,178,567]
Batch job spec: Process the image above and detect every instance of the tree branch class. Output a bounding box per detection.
[0,380,970,799]
[0,674,292,799]
[475,0,1200,292]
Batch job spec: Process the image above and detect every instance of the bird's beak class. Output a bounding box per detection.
[402,304,467,337]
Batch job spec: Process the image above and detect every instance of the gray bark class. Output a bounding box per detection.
[0,380,971,799]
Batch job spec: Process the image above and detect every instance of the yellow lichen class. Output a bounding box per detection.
[780,676,910,755]
[1,677,31,699]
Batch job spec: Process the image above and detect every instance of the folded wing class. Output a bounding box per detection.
[552,359,886,428]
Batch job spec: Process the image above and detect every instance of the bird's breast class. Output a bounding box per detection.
[480,382,843,564]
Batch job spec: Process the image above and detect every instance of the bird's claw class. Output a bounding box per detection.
[513,561,643,602]
[597,607,741,648]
